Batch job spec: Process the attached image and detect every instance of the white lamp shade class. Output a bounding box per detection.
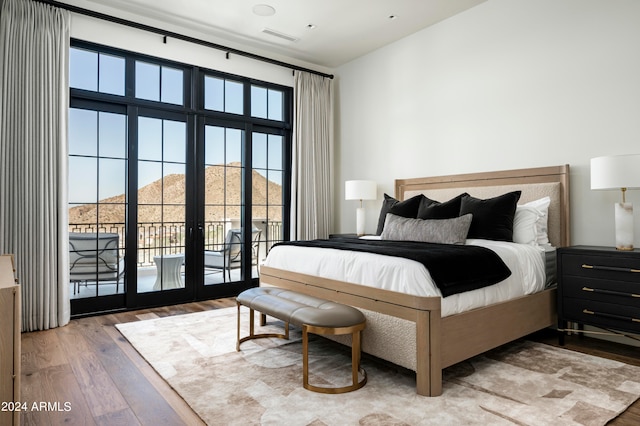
[345,180,377,200]
[591,154,640,190]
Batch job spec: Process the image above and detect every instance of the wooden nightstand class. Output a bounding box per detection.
[557,245,640,345]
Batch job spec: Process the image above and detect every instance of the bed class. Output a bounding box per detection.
[259,165,570,396]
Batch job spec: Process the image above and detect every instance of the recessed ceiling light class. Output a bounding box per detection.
[253,4,276,17]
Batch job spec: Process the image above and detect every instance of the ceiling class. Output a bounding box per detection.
[69,0,486,69]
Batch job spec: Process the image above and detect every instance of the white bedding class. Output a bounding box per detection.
[262,238,547,317]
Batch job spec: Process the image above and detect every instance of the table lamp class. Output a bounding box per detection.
[591,154,640,250]
[345,180,377,236]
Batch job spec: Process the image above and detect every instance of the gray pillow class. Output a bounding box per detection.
[380,213,473,245]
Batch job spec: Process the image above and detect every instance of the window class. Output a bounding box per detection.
[135,61,184,105]
[70,47,125,96]
[68,40,292,315]
[251,85,284,120]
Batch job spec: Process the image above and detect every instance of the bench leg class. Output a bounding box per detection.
[237,302,291,351]
[302,323,367,394]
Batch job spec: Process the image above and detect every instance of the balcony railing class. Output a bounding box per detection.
[69,220,283,267]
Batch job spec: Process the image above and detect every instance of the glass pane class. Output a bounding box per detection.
[268,171,283,204]
[268,89,283,121]
[69,203,96,227]
[99,53,125,96]
[98,204,125,228]
[205,126,225,165]
[204,165,224,205]
[98,112,126,159]
[267,135,283,169]
[70,47,97,91]
[138,161,163,204]
[163,163,185,205]
[251,86,267,118]
[226,128,242,164]
[69,109,97,157]
[69,157,97,204]
[138,204,161,226]
[225,166,242,205]
[225,80,243,114]
[204,76,224,111]
[138,117,162,161]
[163,120,186,164]
[99,158,126,201]
[135,61,160,101]
[161,66,183,105]
[252,133,267,169]
[252,175,267,205]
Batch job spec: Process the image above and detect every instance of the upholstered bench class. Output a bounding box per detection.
[236,287,367,394]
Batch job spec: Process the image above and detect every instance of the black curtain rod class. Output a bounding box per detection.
[37,0,334,79]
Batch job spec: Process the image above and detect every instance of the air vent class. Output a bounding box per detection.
[261,28,299,43]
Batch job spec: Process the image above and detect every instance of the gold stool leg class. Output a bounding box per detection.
[236,304,291,350]
[302,322,367,394]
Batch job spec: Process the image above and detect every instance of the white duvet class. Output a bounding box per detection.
[262,238,547,317]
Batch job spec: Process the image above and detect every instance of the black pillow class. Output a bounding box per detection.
[376,194,424,235]
[417,193,468,219]
[459,191,522,241]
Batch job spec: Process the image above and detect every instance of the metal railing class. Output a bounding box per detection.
[69,220,283,267]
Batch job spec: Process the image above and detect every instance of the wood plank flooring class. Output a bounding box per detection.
[20,299,640,425]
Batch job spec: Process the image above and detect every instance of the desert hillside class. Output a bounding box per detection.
[69,164,282,225]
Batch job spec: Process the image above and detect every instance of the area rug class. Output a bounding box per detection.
[116,307,640,425]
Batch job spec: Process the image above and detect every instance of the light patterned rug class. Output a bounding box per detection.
[116,307,640,425]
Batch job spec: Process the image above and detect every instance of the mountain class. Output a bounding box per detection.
[69,163,283,225]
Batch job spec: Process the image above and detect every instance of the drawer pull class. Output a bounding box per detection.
[581,264,640,273]
[581,287,640,298]
[582,308,640,323]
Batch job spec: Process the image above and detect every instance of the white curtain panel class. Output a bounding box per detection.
[0,0,70,331]
[291,71,334,240]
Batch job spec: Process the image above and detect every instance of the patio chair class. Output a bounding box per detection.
[69,232,124,294]
[204,228,261,281]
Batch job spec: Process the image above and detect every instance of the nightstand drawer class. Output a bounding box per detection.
[560,253,640,284]
[560,275,640,305]
[562,297,640,334]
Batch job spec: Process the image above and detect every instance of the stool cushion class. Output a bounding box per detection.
[237,287,365,328]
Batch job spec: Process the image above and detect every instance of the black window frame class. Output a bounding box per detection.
[69,39,292,316]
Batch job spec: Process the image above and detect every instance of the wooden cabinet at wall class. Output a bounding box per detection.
[0,254,20,426]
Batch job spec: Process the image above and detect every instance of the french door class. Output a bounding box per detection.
[68,41,291,316]
[69,108,285,314]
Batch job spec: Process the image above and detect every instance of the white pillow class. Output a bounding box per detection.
[512,196,551,246]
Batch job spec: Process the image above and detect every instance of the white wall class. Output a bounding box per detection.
[335,0,640,248]
[70,13,298,87]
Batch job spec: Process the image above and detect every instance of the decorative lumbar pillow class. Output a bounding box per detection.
[459,191,522,242]
[381,213,473,245]
[417,193,469,219]
[376,194,424,235]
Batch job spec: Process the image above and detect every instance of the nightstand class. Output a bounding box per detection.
[557,245,640,345]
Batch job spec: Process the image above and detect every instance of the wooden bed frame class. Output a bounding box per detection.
[260,165,570,396]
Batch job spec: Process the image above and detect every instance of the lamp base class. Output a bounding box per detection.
[356,207,365,236]
[615,202,634,250]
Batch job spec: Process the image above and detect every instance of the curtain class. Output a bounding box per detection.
[0,0,70,331]
[291,71,334,240]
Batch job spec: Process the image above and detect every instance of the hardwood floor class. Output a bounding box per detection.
[20,300,640,425]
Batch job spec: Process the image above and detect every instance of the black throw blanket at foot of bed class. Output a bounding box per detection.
[275,238,512,297]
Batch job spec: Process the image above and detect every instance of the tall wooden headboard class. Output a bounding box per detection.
[395,165,570,247]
